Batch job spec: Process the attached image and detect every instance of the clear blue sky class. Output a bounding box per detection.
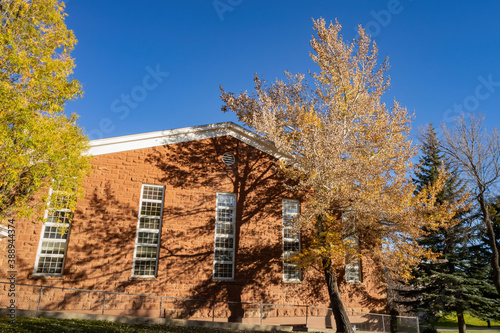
[63,0,500,141]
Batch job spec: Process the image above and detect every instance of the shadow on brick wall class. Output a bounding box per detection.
[32,135,385,320]
[147,136,309,322]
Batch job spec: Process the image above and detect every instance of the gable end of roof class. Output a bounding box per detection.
[88,122,281,158]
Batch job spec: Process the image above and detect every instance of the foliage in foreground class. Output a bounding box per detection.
[221,18,466,333]
[0,0,90,221]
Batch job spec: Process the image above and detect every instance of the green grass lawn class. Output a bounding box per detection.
[433,313,500,328]
[437,331,500,333]
[0,317,273,333]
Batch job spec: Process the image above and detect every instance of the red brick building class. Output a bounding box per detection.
[0,122,386,323]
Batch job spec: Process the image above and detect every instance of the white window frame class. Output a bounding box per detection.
[345,236,361,283]
[213,192,236,280]
[132,184,165,278]
[282,199,301,282]
[33,188,72,276]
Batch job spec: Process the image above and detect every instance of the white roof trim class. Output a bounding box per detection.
[89,122,282,158]
[0,224,8,241]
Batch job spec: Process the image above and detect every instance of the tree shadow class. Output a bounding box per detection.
[146,136,293,321]
[146,135,387,322]
[33,181,152,313]
[13,134,386,320]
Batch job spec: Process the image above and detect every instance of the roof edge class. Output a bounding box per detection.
[88,122,282,158]
[0,224,8,241]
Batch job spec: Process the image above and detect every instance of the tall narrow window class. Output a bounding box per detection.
[345,237,361,283]
[34,191,72,276]
[282,199,301,281]
[132,184,165,278]
[213,193,236,280]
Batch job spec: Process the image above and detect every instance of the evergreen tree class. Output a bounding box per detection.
[488,196,500,263]
[474,197,500,323]
[397,124,498,333]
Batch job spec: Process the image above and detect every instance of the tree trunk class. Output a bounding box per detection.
[478,193,500,294]
[323,257,354,333]
[317,214,353,333]
[457,309,467,333]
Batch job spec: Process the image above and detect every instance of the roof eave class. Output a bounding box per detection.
[88,122,283,158]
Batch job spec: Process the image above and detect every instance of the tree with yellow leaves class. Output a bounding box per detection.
[0,0,90,221]
[221,19,465,333]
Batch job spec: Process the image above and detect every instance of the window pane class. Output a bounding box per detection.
[136,246,157,258]
[217,208,234,222]
[40,241,66,255]
[215,236,233,249]
[139,217,161,230]
[346,259,361,283]
[36,256,64,274]
[283,228,299,239]
[43,225,69,240]
[217,194,235,207]
[142,186,164,201]
[133,185,165,277]
[284,264,300,281]
[34,190,72,276]
[46,210,73,224]
[213,193,236,280]
[137,232,158,244]
[283,199,300,281]
[134,260,156,276]
[140,201,162,216]
[51,193,70,209]
[283,200,299,215]
[214,263,233,278]
[215,222,234,235]
[215,249,233,262]
[284,239,299,252]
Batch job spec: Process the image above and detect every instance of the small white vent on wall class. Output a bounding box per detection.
[222,152,235,166]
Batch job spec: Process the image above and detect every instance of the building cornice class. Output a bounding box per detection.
[89,122,282,158]
[0,224,8,241]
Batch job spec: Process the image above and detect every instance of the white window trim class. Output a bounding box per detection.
[282,199,301,282]
[33,188,72,276]
[345,258,361,283]
[213,192,236,281]
[131,184,165,278]
[345,236,362,283]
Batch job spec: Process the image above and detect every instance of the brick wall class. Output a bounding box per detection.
[0,135,386,317]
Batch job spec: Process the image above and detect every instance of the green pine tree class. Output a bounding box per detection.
[488,196,500,263]
[397,124,498,333]
[475,197,500,323]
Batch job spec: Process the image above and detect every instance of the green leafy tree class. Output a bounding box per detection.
[0,0,90,221]
[398,124,498,333]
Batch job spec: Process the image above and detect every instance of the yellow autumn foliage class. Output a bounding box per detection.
[221,18,467,282]
[0,0,90,222]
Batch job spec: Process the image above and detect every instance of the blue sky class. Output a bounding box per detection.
[64,1,500,141]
